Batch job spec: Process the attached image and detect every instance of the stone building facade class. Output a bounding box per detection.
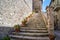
[50,0,60,30]
[33,0,42,13]
[46,6,54,35]
[0,0,43,39]
[25,0,45,28]
[0,0,43,27]
[0,0,32,27]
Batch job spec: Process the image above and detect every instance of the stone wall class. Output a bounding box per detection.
[33,0,42,12]
[54,10,60,30]
[0,0,32,27]
[57,10,60,29]
[46,6,54,35]
[0,26,13,39]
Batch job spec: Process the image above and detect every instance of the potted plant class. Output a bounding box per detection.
[49,34,55,40]
[14,24,20,32]
[21,19,27,27]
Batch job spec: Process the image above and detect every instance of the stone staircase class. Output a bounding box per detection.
[9,13,50,40]
[9,26,50,40]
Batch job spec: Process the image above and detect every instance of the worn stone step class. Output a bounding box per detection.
[20,28,47,30]
[20,31,48,33]
[11,32,49,37]
[20,29,48,33]
[9,35,50,40]
[21,26,47,28]
[12,32,49,36]
[21,27,47,30]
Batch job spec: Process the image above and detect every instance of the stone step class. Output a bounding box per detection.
[21,27,47,30]
[20,31,48,33]
[20,29,48,33]
[11,33,48,37]
[12,32,49,36]
[9,35,50,40]
[21,26,47,28]
[20,28,47,30]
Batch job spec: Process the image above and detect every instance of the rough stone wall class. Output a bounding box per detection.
[33,0,42,12]
[0,27,13,39]
[46,7,54,35]
[54,10,60,30]
[57,10,60,29]
[0,0,32,27]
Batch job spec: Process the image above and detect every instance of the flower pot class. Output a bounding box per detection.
[21,21,27,27]
[21,24,25,27]
[49,34,55,40]
[14,24,20,32]
[15,28,20,32]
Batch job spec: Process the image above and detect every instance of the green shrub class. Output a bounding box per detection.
[2,35,10,40]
